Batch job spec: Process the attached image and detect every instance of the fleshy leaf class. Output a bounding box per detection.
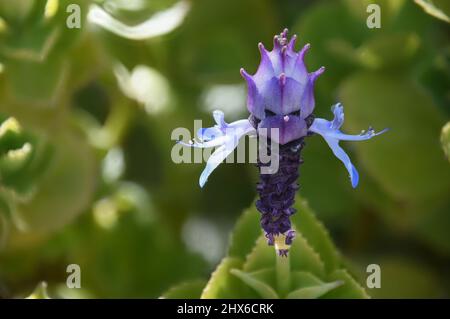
[291,271,324,288]
[291,197,340,272]
[286,280,343,299]
[230,268,279,299]
[289,231,326,278]
[161,280,207,299]
[227,203,262,258]
[322,269,370,299]
[201,257,256,299]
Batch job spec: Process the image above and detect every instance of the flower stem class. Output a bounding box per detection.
[275,237,291,297]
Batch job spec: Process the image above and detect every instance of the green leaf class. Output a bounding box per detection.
[441,121,450,162]
[5,58,67,106]
[291,271,323,288]
[242,236,275,272]
[356,33,420,69]
[14,131,96,232]
[26,282,50,299]
[227,203,261,258]
[414,0,450,23]
[286,280,343,299]
[242,233,326,279]
[339,72,450,204]
[367,257,444,298]
[161,280,207,299]
[289,232,326,278]
[323,269,370,299]
[230,268,279,299]
[172,0,276,83]
[201,257,256,299]
[291,197,340,272]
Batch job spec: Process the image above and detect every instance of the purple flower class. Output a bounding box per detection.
[178,29,387,256]
[240,28,324,144]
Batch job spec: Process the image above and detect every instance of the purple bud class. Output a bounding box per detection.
[241,29,324,145]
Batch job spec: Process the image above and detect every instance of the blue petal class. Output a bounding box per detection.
[199,144,232,187]
[177,110,256,187]
[197,127,223,142]
[323,138,359,188]
[309,103,387,188]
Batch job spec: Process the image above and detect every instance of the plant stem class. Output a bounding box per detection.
[275,239,291,297]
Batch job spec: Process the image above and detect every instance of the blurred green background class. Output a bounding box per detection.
[0,0,449,298]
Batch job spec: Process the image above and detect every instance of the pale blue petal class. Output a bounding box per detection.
[309,104,387,188]
[177,110,256,187]
[330,103,344,129]
[177,135,229,148]
[197,127,223,142]
[213,110,227,128]
[322,138,359,188]
[199,121,255,187]
[200,144,233,187]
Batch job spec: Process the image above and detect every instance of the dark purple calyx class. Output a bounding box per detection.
[254,115,314,256]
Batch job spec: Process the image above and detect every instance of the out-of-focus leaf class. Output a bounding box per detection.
[5,58,67,106]
[227,203,261,259]
[230,268,278,299]
[172,0,276,83]
[344,0,407,27]
[161,280,207,299]
[301,137,359,226]
[441,121,450,161]
[339,72,450,204]
[88,1,190,40]
[25,281,50,299]
[13,131,96,232]
[292,1,369,84]
[415,0,450,23]
[63,206,207,298]
[0,116,53,197]
[366,257,444,298]
[0,211,9,249]
[356,33,420,69]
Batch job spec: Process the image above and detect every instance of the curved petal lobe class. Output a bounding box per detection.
[178,111,255,187]
[309,104,387,188]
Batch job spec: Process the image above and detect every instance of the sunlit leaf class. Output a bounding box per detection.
[339,72,450,204]
[441,121,450,162]
[25,282,50,299]
[230,268,278,299]
[323,269,370,299]
[415,0,450,23]
[286,280,343,299]
[291,197,340,272]
[227,203,261,259]
[161,280,207,299]
[201,257,255,298]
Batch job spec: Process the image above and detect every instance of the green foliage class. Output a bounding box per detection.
[414,0,450,23]
[164,197,369,299]
[1,0,449,299]
[441,122,450,161]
